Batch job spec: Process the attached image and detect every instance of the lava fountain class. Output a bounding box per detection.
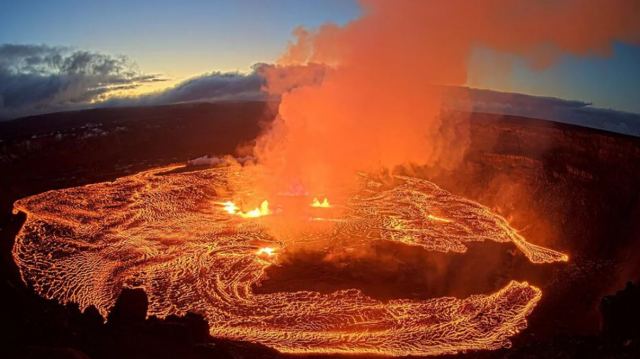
[12,164,567,356]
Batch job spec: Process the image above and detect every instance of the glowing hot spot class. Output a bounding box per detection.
[311,197,331,208]
[427,214,452,223]
[221,200,270,218]
[222,201,238,215]
[257,247,276,256]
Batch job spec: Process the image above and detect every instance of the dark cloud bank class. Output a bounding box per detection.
[0,44,165,119]
[1,44,638,137]
[102,62,326,107]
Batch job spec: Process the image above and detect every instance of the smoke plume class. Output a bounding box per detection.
[254,0,640,197]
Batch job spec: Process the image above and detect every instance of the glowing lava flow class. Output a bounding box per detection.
[12,165,567,356]
[256,246,277,256]
[222,200,270,218]
[311,197,331,208]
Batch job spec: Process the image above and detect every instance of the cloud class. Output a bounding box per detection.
[104,63,326,108]
[105,69,265,108]
[0,45,326,119]
[2,44,636,137]
[0,44,165,119]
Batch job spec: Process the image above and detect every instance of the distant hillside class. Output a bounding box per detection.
[445,87,640,137]
[0,101,276,217]
[4,87,638,137]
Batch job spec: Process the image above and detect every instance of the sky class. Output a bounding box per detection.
[468,42,640,113]
[0,0,360,78]
[1,0,639,114]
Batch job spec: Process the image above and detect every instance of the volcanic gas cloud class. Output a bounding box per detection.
[255,0,640,198]
[11,0,640,357]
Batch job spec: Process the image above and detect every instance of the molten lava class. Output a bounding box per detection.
[222,199,270,218]
[427,214,452,223]
[257,247,277,257]
[311,197,331,208]
[12,165,567,356]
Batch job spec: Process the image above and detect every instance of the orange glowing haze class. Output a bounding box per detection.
[255,0,640,198]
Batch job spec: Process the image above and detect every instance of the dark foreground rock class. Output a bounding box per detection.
[9,287,279,359]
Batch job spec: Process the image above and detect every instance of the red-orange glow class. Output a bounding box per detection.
[256,0,640,200]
